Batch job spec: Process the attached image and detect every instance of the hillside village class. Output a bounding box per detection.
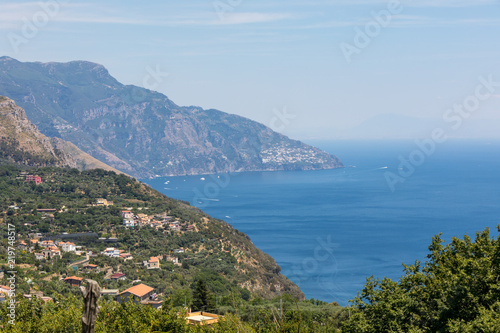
[9,200,195,309]
[5,175,202,305]
[0,166,304,321]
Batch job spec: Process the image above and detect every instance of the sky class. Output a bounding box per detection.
[0,0,499,140]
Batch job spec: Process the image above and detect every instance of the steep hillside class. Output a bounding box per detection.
[0,166,304,300]
[0,56,343,178]
[0,95,121,173]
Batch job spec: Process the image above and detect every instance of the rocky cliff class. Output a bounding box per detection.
[0,57,343,178]
[0,95,121,172]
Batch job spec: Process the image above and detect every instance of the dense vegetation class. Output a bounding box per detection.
[0,165,303,302]
[0,295,346,332]
[342,227,500,332]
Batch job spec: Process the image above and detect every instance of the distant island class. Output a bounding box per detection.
[0,56,343,178]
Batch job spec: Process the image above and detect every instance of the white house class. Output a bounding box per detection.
[121,210,134,219]
[123,219,135,227]
[101,248,120,257]
[60,242,76,252]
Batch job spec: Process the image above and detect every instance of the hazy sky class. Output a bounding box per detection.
[1,0,499,139]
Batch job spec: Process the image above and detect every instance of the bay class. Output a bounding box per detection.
[143,140,500,305]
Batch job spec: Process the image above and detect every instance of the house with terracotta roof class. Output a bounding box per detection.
[116,283,155,304]
[0,285,12,296]
[64,276,84,287]
[144,256,160,269]
[121,210,134,219]
[170,224,181,231]
[150,220,164,230]
[40,240,55,248]
[34,253,45,260]
[17,240,27,251]
[42,246,61,260]
[83,264,99,271]
[119,253,133,261]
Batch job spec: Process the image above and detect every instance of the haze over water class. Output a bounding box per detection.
[144,140,500,305]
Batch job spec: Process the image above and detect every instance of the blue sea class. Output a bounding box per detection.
[143,140,500,306]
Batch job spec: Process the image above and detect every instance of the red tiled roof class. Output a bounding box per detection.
[110,273,126,279]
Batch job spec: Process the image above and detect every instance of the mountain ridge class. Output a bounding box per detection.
[0,56,343,178]
[0,95,123,173]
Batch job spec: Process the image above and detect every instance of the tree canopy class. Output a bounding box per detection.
[342,227,500,332]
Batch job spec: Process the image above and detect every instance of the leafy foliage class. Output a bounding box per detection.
[191,279,215,312]
[0,294,344,332]
[342,227,500,332]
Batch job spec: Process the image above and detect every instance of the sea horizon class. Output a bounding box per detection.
[143,139,500,305]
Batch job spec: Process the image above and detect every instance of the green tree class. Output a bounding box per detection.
[171,288,192,307]
[192,279,215,312]
[342,227,500,333]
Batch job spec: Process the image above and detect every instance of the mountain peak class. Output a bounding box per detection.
[0,56,16,61]
[0,58,343,177]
